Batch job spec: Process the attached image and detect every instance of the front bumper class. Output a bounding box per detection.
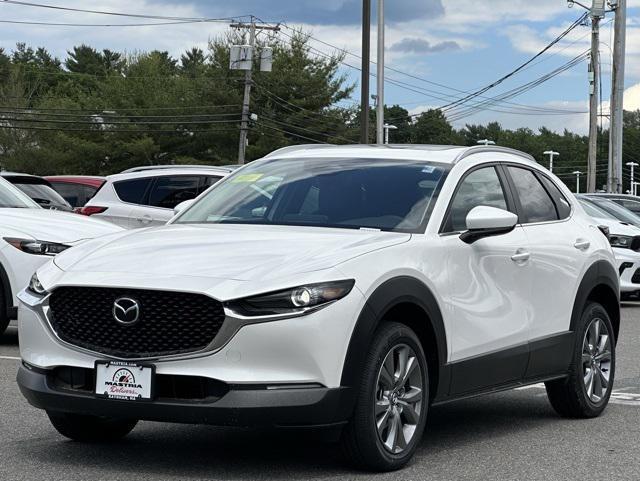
[17,364,352,427]
[614,247,640,293]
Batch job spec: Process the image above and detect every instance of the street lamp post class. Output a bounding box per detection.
[543,150,560,173]
[383,124,398,144]
[573,171,584,193]
[626,162,639,195]
[477,139,495,146]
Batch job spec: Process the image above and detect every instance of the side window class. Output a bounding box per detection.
[539,175,572,220]
[446,166,508,232]
[51,182,83,207]
[113,178,153,205]
[507,167,558,223]
[200,175,222,194]
[148,176,201,209]
[619,199,640,214]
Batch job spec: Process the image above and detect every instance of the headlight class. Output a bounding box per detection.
[4,237,70,256]
[28,273,48,296]
[226,280,355,318]
[610,235,633,249]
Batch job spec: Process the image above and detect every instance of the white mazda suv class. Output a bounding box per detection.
[17,145,619,471]
[0,176,123,334]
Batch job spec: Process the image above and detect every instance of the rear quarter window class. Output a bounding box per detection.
[113,178,153,204]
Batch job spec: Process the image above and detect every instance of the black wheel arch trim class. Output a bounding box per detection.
[340,276,449,399]
[0,262,15,320]
[570,259,620,343]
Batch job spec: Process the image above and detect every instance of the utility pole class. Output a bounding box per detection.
[610,0,627,193]
[573,171,584,193]
[627,161,638,194]
[543,150,560,173]
[231,19,280,164]
[587,13,600,193]
[360,0,371,144]
[376,0,385,145]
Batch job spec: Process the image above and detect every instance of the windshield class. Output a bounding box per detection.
[13,183,73,211]
[175,157,449,233]
[579,199,617,220]
[0,177,40,208]
[587,197,640,225]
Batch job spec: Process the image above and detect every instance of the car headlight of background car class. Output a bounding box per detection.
[27,272,48,296]
[225,280,355,318]
[3,237,70,256]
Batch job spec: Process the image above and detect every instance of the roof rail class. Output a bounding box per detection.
[121,164,236,174]
[453,145,536,164]
[263,144,335,158]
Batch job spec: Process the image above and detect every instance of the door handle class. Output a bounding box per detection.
[511,249,530,264]
[574,240,590,251]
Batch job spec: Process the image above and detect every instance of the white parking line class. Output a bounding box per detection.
[515,382,640,407]
[0,355,20,361]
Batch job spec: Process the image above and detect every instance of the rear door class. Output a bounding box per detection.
[134,175,202,227]
[109,177,153,228]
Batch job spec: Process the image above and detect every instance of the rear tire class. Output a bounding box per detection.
[47,411,138,442]
[340,322,429,472]
[545,302,615,418]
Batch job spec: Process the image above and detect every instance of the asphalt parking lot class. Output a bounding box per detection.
[1,307,639,481]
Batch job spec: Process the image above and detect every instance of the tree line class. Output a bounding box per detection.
[0,31,637,192]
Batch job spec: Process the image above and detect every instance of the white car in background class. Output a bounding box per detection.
[0,177,123,334]
[78,166,234,228]
[578,198,640,299]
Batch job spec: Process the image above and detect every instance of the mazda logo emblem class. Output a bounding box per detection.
[112,297,141,325]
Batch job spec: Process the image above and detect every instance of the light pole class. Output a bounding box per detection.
[383,124,397,144]
[376,0,385,145]
[573,171,584,193]
[477,139,495,146]
[360,0,371,144]
[626,162,638,196]
[543,150,560,173]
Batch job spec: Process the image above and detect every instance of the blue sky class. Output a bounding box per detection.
[2,0,640,134]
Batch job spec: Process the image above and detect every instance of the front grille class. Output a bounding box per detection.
[48,287,226,358]
[632,269,640,284]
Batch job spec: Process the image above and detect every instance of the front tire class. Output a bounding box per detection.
[545,302,615,418]
[341,322,429,471]
[47,411,138,442]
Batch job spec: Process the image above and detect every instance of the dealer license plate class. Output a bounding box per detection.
[95,361,153,401]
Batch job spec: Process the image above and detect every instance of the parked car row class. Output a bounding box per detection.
[7,145,622,471]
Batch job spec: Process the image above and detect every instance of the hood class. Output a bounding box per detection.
[53,223,411,281]
[0,208,123,243]
[591,215,640,237]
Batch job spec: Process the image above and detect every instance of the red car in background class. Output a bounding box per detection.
[45,176,106,209]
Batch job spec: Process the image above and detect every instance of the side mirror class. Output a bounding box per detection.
[173,199,195,216]
[460,206,518,244]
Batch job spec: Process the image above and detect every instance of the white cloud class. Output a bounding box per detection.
[623,83,640,110]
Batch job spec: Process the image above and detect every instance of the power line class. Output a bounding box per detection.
[274,18,589,116]
[0,18,223,27]
[0,124,240,133]
[0,0,247,22]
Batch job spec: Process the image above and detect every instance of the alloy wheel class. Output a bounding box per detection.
[374,344,424,454]
[582,318,612,403]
